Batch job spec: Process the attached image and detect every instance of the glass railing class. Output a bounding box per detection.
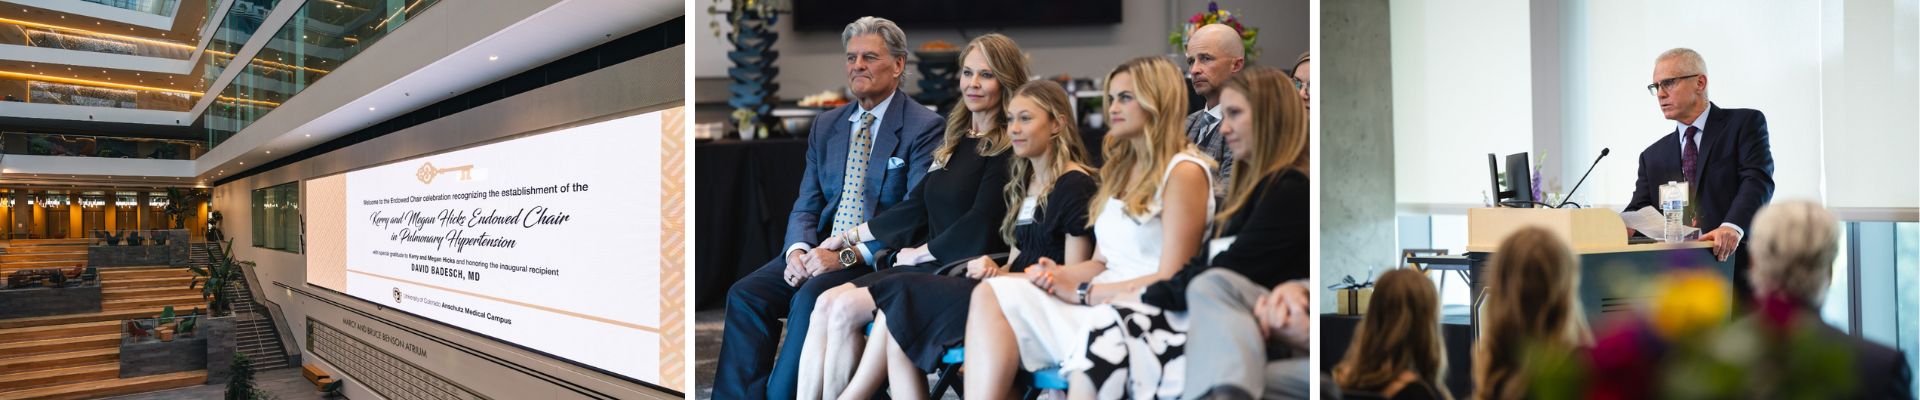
[2,132,206,160]
[206,0,440,147]
[0,18,196,59]
[0,73,197,111]
[200,0,286,87]
[81,0,180,17]
[88,229,188,247]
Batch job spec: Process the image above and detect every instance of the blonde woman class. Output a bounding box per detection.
[1473,227,1594,400]
[795,33,1027,400]
[1333,269,1452,399]
[1158,66,1313,399]
[839,80,1100,399]
[964,56,1214,399]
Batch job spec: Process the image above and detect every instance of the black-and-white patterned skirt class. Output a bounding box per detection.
[1079,302,1190,399]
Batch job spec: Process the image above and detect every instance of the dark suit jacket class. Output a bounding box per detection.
[1625,102,1776,235]
[784,90,944,249]
[1815,320,1916,399]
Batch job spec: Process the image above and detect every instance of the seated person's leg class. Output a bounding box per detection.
[1182,269,1271,399]
[715,257,800,400]
[821,286,878,396]
[964,281,1022,399]
[1263,357,1313,400]
[769,267,870,399]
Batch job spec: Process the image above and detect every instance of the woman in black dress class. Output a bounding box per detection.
[793,33,1028,400]
[843,80,1099,399]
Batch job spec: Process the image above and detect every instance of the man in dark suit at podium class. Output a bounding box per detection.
[1625,48,1775,304]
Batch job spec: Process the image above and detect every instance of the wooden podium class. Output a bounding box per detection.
[1463,208,1733,327]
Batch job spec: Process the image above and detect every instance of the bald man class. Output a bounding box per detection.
[1184,23,1246,198]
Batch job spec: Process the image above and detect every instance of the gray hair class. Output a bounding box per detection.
[1747,200,1840,306]
[1656,48,1709,76]
[842,16,909,60]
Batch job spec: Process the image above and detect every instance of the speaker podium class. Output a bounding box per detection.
[1463,207,1735,326]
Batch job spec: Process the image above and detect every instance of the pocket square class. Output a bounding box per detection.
[888,157,906,169]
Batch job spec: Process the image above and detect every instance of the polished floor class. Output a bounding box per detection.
[102,367,331,400]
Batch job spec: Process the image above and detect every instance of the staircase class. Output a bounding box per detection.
[0,240,208,400]
[0,239,88,277]
[196,242,291,371]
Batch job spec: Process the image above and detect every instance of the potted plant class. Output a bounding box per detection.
[189,240,253,317]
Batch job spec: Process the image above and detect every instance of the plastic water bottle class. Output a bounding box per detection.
[1659,181,1689,242]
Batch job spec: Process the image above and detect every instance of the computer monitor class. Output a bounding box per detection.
[1487,152,1535,208]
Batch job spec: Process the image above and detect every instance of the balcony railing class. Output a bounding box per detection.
[2,131,206,160]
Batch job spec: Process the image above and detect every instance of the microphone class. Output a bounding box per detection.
[1558,148,1609,208]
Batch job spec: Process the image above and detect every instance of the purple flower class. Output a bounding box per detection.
[1208,2,1219,13]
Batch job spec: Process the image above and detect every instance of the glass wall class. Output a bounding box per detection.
[251,181,298,252]
[0,18,196,59]
[80,0,179,17]
[205,0,441,147]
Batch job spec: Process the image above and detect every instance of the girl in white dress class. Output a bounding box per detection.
[963,56,1214,400]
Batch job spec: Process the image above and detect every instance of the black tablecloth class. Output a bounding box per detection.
[695,138,809,310]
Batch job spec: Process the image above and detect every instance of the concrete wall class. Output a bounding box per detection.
[1321,0,1398,312]
[210,46,685,399]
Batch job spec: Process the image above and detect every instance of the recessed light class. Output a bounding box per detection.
[239,162,244,165]
[488,55,499,61]
[304,134,311,137]
[368,107,376,111]
[265,151,271,154]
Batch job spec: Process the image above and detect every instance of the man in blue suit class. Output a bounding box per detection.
[1625,48,1775,304]
[713,16,943,399]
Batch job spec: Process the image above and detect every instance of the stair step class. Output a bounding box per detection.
[0,246,89,254]
[0,321,120,344]
[102,295,204,312]
[0,253,87,263]
[99,268,194,280]
[0,347,117,374]
[102,276,194,290]
[0,261,86,272]
[0,307,184,330]
[102,286,201,301]
[0,369,205,400]
[0,362,117,392]
[0,333,119,356]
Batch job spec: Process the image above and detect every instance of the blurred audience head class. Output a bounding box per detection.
[1334,268,1451,399]
[842,17,909,104]
[1747,200,1840,307]
[1475,227,1594,400]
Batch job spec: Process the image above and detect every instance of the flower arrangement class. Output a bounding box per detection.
[1169,2,1260,59]
[1528,269,1862,399]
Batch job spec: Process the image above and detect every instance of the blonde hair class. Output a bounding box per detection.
[1000,80,1096,245]
[1214,66,1308,228]
[935,33,1026,165]
[1334,268,1453,399]
[1747,200,1840,307]
[1473,227,1594,400]
[1090,56,1208,222]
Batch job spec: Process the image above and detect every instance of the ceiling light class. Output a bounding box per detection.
[368,107,376,111]
[265,151,271,154]
[488,55,499,61]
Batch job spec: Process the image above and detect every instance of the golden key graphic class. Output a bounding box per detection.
[416,162,474,184]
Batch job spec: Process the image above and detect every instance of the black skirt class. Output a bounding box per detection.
[865,271,980,372]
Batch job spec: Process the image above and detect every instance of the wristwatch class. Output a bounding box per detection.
[1076,282,1093,305]
[838,247,860,268]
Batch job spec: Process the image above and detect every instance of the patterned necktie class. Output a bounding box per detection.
[831,113,878,236]
[1682,126,1699,184]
